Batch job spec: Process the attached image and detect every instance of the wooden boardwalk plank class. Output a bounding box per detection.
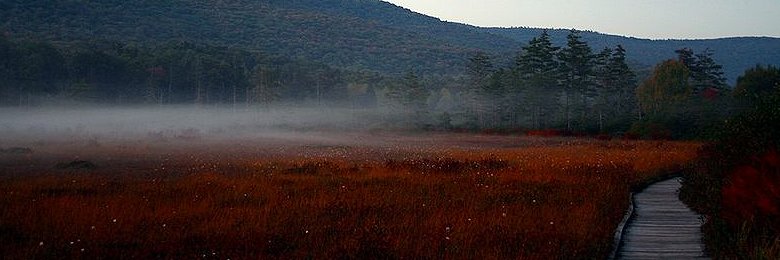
[615,177,709,259]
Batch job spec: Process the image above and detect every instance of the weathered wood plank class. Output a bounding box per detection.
[615,177,709,259]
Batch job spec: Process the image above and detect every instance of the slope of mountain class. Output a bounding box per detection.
[2,0,778,83]
[0,0,510,75]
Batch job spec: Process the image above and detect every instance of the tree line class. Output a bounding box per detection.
[384,30,639,133]
[4,30,777,138]
[0,34,378,107]
[385,30,776,138]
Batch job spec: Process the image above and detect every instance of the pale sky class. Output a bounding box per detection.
[383,0,780,39]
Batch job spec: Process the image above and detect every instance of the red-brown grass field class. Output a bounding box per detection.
[0,132,700,259]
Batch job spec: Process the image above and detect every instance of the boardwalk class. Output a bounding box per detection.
[616,177,709,259]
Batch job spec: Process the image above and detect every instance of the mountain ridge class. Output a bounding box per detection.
[2,0,778,83]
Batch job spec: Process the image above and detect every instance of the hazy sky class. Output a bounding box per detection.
[383,0,780,39]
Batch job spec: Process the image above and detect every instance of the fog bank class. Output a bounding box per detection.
[0,105,411,146]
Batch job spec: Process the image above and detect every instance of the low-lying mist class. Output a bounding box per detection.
[0,104,413,147]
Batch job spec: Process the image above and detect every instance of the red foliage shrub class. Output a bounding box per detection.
[721,149,780,232]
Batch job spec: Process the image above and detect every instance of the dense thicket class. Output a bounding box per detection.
[681,66,780,259]
[630,47,735,139]
[733,65,780,99]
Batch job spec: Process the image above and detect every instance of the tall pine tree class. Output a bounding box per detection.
[692,48,727,94]
[675,48,696,68]
[462,52,495,128]
[675,47,728,95]
[593,47,613,132]
[593,45,638,132]
[516,30,560,129]
[558,30,595,131]
[607,45,638,129]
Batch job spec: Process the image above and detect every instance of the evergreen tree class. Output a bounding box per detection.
[606,45,638,129]
[676,47,728,96]
[608,46,636,88]
[466,52,494,87]
[593,47,613,132]
[675,48,696,68]
[593,45,638,132]
[517,30,559,77]
[462,52,495,128]
[558,30,595,131]
[692,48,727,94]
[516,30,560,129]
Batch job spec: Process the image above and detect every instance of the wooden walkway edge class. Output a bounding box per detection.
[610,177,709,259]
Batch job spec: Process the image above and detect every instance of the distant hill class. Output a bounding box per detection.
[2,0,778,83]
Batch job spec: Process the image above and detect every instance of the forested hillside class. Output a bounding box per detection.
[2,0,778,81]
[0,0,500,75]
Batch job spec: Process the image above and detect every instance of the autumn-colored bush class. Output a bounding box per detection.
[0,138,700,259]
[718,147,780,257]
[679,93,780,259]
[722,149,780,234]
